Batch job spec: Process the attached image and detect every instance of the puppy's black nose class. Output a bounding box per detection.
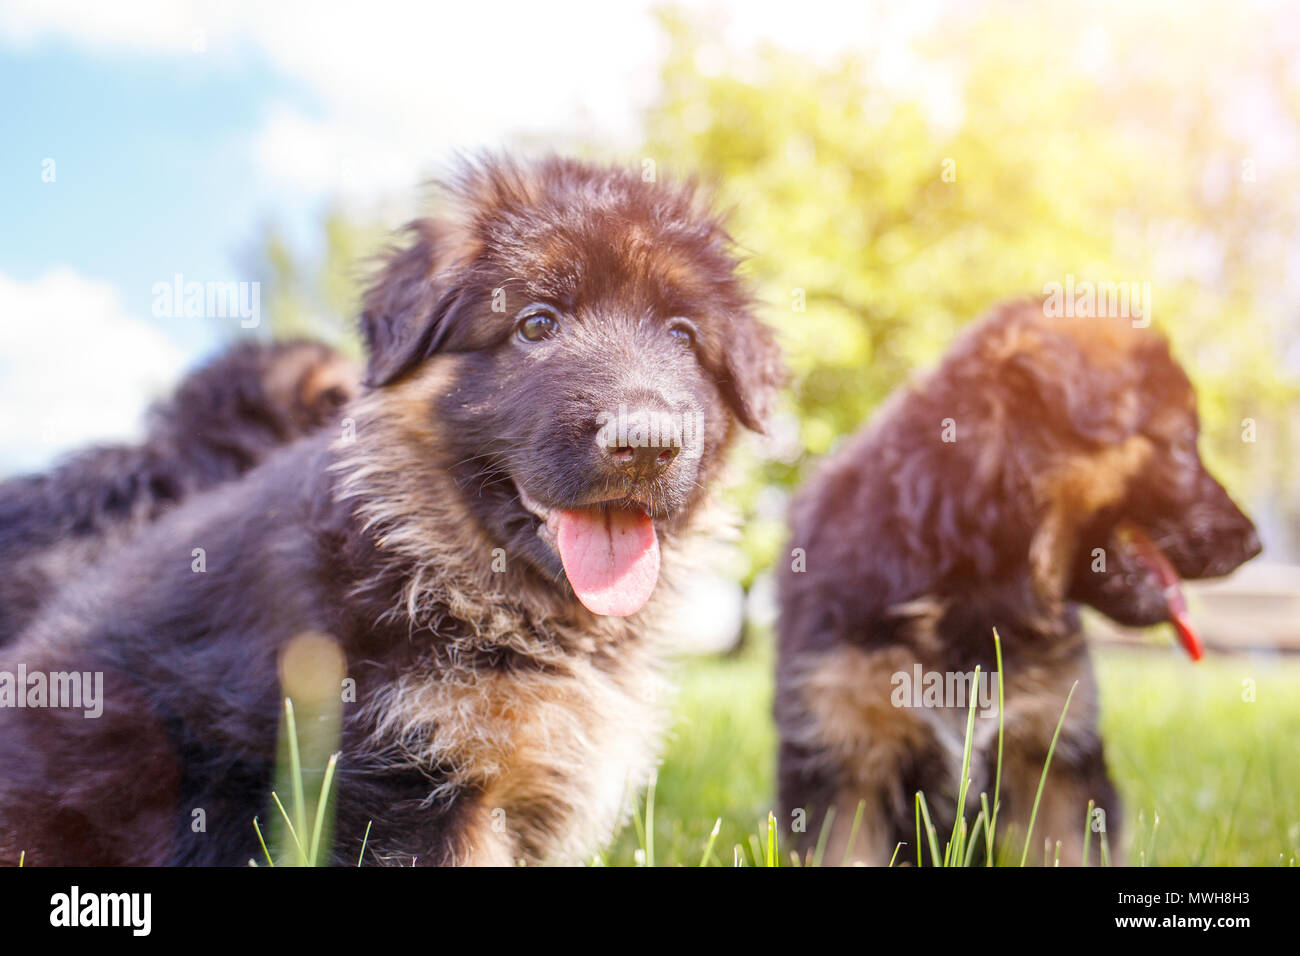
[597,405,682,480]
[602,440,679,479]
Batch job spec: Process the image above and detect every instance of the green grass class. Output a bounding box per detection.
[1098,647,1300,866]
[260,633,1299,866]
[254,697,346,867]
[602,637,1300,866]
[602,642,776,866]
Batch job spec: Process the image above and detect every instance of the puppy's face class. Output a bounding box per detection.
[1064,345,1260,628]
[360,158,782,616]
[998,308,1260,650]
[266,342,360,431]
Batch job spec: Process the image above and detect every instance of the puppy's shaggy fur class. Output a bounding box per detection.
[0,156,781,866]
[0,340,357,642]
[777,300,1259,865]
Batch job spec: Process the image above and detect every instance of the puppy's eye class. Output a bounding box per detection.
[319,386,349,409]
[516,307,560,343]
[668,321,696,349]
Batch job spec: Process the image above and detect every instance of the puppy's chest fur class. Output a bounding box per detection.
[331,384,713,865]
[358,616,669,866]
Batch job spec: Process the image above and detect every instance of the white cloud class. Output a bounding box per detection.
[0,0,667,202]
[253,104,429,207]
[0,269,185,475]
[237,2,670,201]
[0,0,950,206]
[0,0,209,53]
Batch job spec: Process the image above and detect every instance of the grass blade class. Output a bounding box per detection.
[987,629,1005,866]
[698,818,722,867]
[962,810,987,867]
[644,773,657,869]
[307,752,340,866]
[948,665,981,866]
[1082,799,1095,867]
[253,816,274,867]
[979,793,992,867]
[811,806,836,868]
[840,799,866,867]
[915,791,942,866]
[1019,680,1078,866]
[357,820,372,867]
[1146,809,1160,867]
[631,794,647,865]
[915,795,923,867]
[282,697,309,866]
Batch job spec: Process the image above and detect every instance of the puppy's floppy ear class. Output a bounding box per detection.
[719,313,786,433]
[360,219,467,387]
[1002,327,1140,444]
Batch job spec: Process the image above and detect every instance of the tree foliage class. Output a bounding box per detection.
[642,3,1300,572]
[253,3,1300,577]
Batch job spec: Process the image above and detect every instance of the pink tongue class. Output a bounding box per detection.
[556,506,660,617]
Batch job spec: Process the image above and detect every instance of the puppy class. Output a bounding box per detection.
[0,339,357,642]
[776,300,1259,865]
[0,156,782,866]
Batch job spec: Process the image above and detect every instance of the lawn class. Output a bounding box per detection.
[601,638,1300,866]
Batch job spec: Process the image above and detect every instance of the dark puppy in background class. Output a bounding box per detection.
[0,340,357,642]
[777,300,1259,865]
[0,156,782,866]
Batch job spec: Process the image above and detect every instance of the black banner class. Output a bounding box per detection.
[0,865,1280,942]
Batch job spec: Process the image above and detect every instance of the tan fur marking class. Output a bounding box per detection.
[298,354,360,411]
[788,646,941,864]
[791,638,1105,866]
[1030,435,1153,598]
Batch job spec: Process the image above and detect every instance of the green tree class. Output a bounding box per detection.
[249,2,1300,577]
[643,3,1300,570]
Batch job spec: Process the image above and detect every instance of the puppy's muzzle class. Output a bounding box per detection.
[593,404,687,482]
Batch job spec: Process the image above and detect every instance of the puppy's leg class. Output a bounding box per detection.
[779,646,945,866]
[0,663,180,866]
[992,654,1121,866]
[778,738,894,866]
[994,737,1121,866]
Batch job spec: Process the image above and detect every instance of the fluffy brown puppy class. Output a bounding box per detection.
[777,299,1259,866]
[0,339,357,642]
[0,156,782,866]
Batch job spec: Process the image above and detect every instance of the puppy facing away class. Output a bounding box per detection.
[0,340,357,642]
[777,300,1260,865]
[0,156,782,866]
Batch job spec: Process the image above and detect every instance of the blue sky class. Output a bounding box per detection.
[0,35,330,470]
[0,0,904,473]
[2,42,318,348]
[0,0,688,471]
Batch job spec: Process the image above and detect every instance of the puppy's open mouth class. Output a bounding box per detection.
[1113,521,1203,661]
[516,482,661,618]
